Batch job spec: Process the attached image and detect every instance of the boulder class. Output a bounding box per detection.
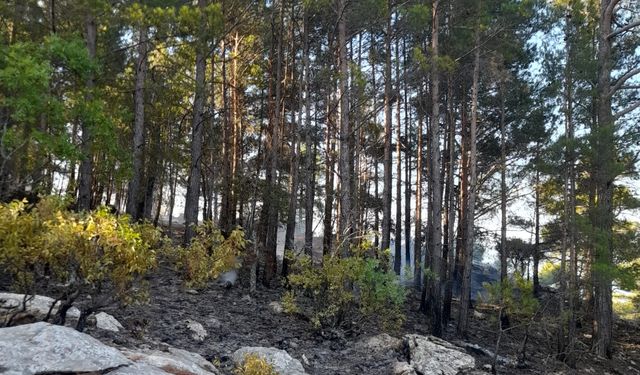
[184,319,208,341]
[404,334,476,375]
[122,348,220,375]
[393,361,418,375]
[0,292,80,321]
[0,322,221,375]
[0,322,130,375]
[96,311,125,332]
[233,347,307,375]
[0,292,124,332]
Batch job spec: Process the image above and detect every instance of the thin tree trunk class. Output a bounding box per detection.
[500,82,508,283]
[403,39,411,268]
[381,0,393,254]
[77,12,96,211]
[261,0,284,285]
[457,28,479,337]
[443,75,456,325]
[427,0,443,337]
[592,0,615,357]
[323,95,335,256]
[183,0,207,244]
[564,6,577,365]
[126,24,148,221]
[337,0,351,257]
[303,9,315,257]
[414,101,423,290]
[394,34,402,275]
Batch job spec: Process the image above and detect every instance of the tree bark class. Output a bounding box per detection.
[592,0,615,358]
[427,0,443,337]
[77,12,96,211]
[394,34,402,275]
[184,0,208,244]
[337,0,351,257]
[126,25,148,221]
[381,0,393,254]
[457,28,479,337]
[414,98,423,290]
[261,0,284,285]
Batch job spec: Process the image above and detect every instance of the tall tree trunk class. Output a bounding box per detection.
[220,36,234,235]
[414,99,423,290]
[427,0,443,337]
[564,6,577,365]
[394,34,402,275]
[303,9,315,257]
[184,0,207,244]
[337,0,351,257]
[443,75,456,325]
[403,39,411,268]
[77,12,96,211]
[126,25,148,221]
[533,167,541,293]
[381,0,393,254]
[261,0,284,284]
[499,82,508,283]
[457,29,479,337]
[592,0,615,358]
[285,25,301,257]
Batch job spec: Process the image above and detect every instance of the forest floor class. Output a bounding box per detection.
[81,260,640,375]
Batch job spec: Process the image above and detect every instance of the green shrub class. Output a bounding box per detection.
[166,221,246,288]
[284,241,406,331]
[234,354,278,375]
[482,272,539,319]
[0,196,160,327]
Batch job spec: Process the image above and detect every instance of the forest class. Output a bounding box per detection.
[0,0,639,374]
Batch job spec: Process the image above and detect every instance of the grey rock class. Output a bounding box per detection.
[206,317,222,330]
[96,311,125,332]
[122,348,221,375]
[393,361,418,375]
[184,319,208,341]
[269,301,284,314]
[0,292,80,320]
[0,322,130,375]
[301,354,310,367]
[233,346,307,375]
[167,347,219,373]
[107,362,171,375]
[404,334,476,375]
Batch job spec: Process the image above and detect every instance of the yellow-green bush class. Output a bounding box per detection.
[166,221,246,288]
[0,196,160,325]
[284,241,406,331]
[482,272,539,319]
[234,354,278,375]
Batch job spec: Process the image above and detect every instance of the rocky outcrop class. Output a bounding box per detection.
[402,334,478,375]
[0,292,80,321]
[0,322,130,375]
[121,348,221,375]
[233,346,307,375]
[0,322,220,375]
[0,292,123,331]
